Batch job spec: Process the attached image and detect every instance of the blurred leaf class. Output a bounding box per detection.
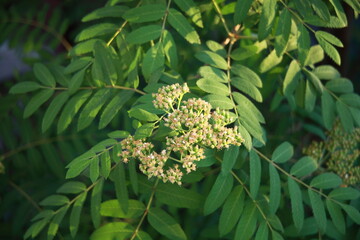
[148,208,187,240]
[310,173,342,189]
[42,91,69,132]
[34,63,56,87]
[204,172,233,215]
[100,199,145,218]
[272,142,293,163]
[288,177,304,231]
[9,81,41,94]
[90,222,133,240]
[173,0,203,28]
[234,0,253,23]
[168,8,201,44]
[219,186,244,236]
[234,201,257,239]
[308,190,327,232]
[197,78,229,96]
[57,181,86,194]
[250,150,261,198]
[195,51,227,70]
[123,4,166,23]
[127,25,162,44]
[24,89,54,118]
[290,156,317,178]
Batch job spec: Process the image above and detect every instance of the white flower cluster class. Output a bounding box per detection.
[119,83,244,185]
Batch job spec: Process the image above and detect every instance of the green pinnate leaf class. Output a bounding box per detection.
[231,77,263,102]
[42,91,69,132]
[34,63,56,87]
[47,206,69,240]
[203,94,234,110]
[340,204,360,224]
[70,192,87,238]
[195,51,227,70]
[272,141,293,163]
[91,179,103,228]
[275,10,291,56]
[231,64,262,88]
[234,0,253,24]
[219,186,245,236]
[24,89,54,118]
[269,164,281,214]
[57,181,86,194]
[100,199,145,218]
[40,195,69,206]
[234,201,257,239]
[9,81,41,94]
[314,65,340,80]
[142,42,165,80]
[128,107,159,122]
[250,150,261,198]
[57,90,92,133]
[288,177,304,231]
[90,156,100,183]
[258,0,277,41]
[90,222,133,240]
[112,162,129,213]
[259,50,283,73]
[325,78,353,93]
[336,100,354,132]
[317,37,341,65]
[204,172,233,215]
[310,173,342,189]
[69,68,86,94]
[123,4,166,23]
[329,187,360,200]
[321,91,336,130]
[82,6,128,22]
[93,41,117,85]
[308,190,327,232]
[77,88,112,131]
[326,200,345,235]
[155,183,203,209]
[199,66,227,83]
[173,0,203,28]
[290,156,317,178]
[100,151,111,179]
[197,78,229,96]
[99,90,134,129]
[255,221,269,240]
[168,8,201,44]
[297,24,310,66]
[75,23,118,42]
[148,208,187,240]
[221,145,239,174]
[127,25,162,44]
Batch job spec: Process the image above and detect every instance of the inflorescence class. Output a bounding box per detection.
[303,119,360,186]
[118,83,244,185]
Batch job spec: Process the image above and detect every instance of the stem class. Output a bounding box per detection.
[106,1,142,46]
[39,84,146,95]
[2,18,72,51]
[106,20,128,47]
[159,0,172,43]
[8,180,42,212]
[211,0,231,35]
[130,179,159,240]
